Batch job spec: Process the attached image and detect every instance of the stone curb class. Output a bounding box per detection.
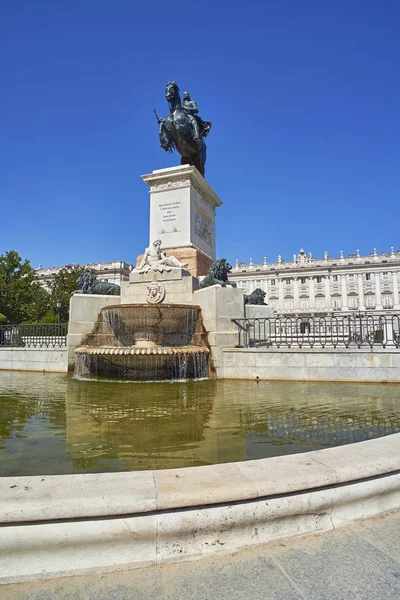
[1,434,399,524]
[1,434,399,582]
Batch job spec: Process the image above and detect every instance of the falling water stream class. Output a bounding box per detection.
[74,304,210,381]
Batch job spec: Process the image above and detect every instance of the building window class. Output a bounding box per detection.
[332,297,341,309]
[316,276,322,283]
[285,279,291,285]
[365,273,371,281]
[332,275,338,282]
[315,296,325,309]
[365,295,375,308]
[300,298,308,309]
[270,279,276,286]
[382,272,389,280]
[300,277,307,284]
[383,293,393,307]
[284,298,293,310]
[269,298,278,309]
[348,274,355,282]
[348,295,358,308]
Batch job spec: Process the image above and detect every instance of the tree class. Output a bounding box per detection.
[0,251,51,323]
[48,265,91,322]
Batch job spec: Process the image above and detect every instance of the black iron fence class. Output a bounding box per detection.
[0,323,68,348]
[233,314,400,349]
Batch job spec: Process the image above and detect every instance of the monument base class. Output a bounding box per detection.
[136,246,212,278]
[121,268,199,305]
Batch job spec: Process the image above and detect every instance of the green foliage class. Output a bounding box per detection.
[48,265,92,322]
[38,309,58,324]
[0,250,51,323]
[0,313,6,324]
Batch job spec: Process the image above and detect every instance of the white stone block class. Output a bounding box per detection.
[245,305,274,318]
[67,294,121,367]
[121,268,199,305]
[142,165,222,260]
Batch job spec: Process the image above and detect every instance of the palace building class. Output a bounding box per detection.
[35,261,133,288]
[229,248,400,316]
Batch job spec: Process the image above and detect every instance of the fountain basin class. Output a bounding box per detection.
[75,345,209,380]
[75,304,210,380]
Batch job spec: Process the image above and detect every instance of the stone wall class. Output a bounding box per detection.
[221,347,400,382]
[194,285,244,375]
[0,348,67,372]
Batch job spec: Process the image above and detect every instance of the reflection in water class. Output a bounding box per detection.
[0,371,400,476]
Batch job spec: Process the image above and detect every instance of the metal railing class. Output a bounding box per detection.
[233,314,400,349]
[0,323,68,348]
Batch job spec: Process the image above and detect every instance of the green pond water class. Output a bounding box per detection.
[0,371,400,476]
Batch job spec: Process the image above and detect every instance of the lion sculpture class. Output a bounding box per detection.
[199,258,237,289]
[75,272,120,295]
[245,288,267,305]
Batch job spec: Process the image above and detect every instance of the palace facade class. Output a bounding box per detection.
[229,248,400,316]
[36,261,133,288]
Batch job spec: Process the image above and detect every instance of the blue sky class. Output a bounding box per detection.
[1,1,399,269]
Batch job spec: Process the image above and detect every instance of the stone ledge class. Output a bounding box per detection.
[0,435,399,581]
[224,347,399,354]
[1,434,399,523]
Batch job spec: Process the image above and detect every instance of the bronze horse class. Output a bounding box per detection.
[155,82,211,177]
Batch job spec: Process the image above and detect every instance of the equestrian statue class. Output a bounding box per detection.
[154,82,212,177]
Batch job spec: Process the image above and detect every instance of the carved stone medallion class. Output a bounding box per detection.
[146,281,166,304]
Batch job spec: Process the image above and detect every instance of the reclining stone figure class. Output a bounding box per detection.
[136,240,187,273]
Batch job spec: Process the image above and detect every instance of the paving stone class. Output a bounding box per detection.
[275,528,400,600]
[2,512,400,600]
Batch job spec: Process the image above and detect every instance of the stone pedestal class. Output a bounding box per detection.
[122,268,199,305]
[194,285,245,375]
[141,165,222,277]
[67,294,121,370]
[245,305,275,318]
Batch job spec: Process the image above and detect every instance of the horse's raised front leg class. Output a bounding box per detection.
[159,124,173,153]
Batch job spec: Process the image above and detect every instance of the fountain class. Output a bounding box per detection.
[75,303,209,381]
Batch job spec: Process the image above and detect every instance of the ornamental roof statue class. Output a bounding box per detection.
[154,82,212,177]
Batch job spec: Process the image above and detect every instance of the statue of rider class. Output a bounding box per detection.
[182,91,202,142]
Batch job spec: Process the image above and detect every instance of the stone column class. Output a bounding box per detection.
[358,273,365,311]
[309,277,315,310]
[341,274,348,311]
[293,277,300,311]
[324,276,330,310]
[278,278,284,312]
[393,272,400,309]
[375,272,383,310]
[264,279,269,304]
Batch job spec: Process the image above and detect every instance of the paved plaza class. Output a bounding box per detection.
[2,510,400,600]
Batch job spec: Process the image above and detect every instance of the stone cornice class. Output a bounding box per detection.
[142,165,222,210]
[232,260,400,277]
